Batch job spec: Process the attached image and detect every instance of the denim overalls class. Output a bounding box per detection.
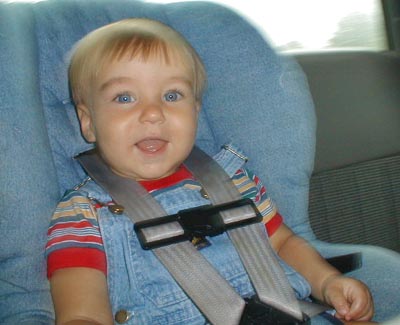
[80,146,311,324]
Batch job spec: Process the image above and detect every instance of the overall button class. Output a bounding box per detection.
[115,309,131,323]
[108,204,125,215]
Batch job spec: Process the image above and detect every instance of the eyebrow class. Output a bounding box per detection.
[99,77,132,92]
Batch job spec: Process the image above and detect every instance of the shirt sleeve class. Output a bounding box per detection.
[46,190,107,278]
[232,168,283,237]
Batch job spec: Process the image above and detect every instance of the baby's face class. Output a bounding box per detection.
[77,54,200,181]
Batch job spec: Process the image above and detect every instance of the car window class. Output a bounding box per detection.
[148,0,388,52]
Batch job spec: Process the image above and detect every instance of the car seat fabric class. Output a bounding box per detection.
[1,0,315,322]
[0,3,59,323]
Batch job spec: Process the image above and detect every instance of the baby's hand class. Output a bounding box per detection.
[321,275,374,322]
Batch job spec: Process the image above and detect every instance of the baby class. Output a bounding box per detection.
[46,18,373,324]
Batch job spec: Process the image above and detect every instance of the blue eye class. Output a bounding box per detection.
[115,94,135,103]
[164,91,182,102]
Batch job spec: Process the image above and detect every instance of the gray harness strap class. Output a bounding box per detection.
[185,147,303,319]
[77,147,328,324]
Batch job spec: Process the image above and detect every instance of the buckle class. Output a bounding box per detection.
[134,198,262,250]
[240,296,310,325]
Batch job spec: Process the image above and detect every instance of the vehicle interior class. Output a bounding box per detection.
[0,0,399,324]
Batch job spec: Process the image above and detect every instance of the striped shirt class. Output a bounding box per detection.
[46,166,282,278]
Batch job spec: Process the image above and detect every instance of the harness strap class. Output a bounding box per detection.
[77,146,328,324]
[185,147,305,319]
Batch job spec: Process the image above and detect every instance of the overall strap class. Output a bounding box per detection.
[77,149,245,325]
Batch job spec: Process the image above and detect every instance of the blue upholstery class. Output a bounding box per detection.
[0,1,315,322]
[2,0,397,323]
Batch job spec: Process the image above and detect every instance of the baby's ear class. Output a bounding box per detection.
[76,104,96,143]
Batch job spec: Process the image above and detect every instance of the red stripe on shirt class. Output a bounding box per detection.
[265,213,283,237]
[46,234,104,250]
[47,219,98,234]
[47,247,107,278]
[139,165,194,192]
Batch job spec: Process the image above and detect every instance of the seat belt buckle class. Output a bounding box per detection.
[240,296,310,325]
[134,198,262,250]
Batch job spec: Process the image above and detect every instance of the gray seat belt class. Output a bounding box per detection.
[77,146,328,324]
[185,147,305,319]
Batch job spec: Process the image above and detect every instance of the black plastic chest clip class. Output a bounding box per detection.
[134,198,262,250]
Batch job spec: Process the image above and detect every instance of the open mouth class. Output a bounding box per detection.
[136,138,168,154]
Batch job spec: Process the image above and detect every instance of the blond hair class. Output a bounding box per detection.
[69,18,206,105]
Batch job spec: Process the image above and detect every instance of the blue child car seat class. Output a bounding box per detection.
[1,0,399,323]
